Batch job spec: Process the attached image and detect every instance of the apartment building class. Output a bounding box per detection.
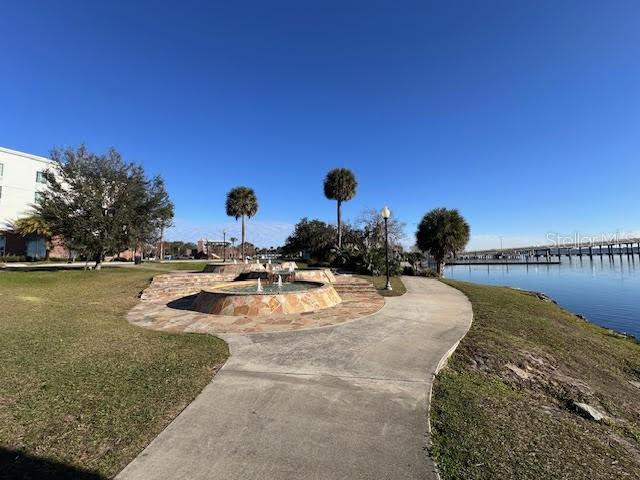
[0,147,54,258]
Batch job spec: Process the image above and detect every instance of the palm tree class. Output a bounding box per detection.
[323,168,357,248]
[12,215,54,260]
[229,236,238,258]
[225,187,258,260]
[416,208,470,277]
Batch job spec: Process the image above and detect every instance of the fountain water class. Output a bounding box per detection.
[233,259,237,264]
[277,275,283,288]
[256,277,263,293]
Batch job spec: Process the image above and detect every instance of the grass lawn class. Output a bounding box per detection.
[135,261,208,271]
[355,275,406,296]
[432,280,640,480]
[0,261,209,272]
[0,267,228,479]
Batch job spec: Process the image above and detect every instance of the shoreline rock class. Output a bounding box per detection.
[571,401,606,422]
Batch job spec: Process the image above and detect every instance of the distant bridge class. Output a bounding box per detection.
[448,237,640,265]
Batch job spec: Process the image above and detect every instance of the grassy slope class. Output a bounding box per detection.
[0,267,228,478]
[355,275,406,297]
[433,280,640,480]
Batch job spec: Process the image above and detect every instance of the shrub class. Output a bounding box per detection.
[403,265,415,276]
[330,244,362,271]
[0,255,27,263]
[361,247,402,276]
[331,245,401,276]
[403,263,438,277]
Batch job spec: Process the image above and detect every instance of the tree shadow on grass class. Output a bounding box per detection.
[0,448,106,480]
[4,265,96,273]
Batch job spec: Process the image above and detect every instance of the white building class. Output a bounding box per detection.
[0,146,53,226]
[0,147,54,257]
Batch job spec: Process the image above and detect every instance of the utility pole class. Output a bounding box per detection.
[223,230,227,263]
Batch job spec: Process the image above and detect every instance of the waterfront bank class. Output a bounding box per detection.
[432,280,640,480]
[446,254,640,339]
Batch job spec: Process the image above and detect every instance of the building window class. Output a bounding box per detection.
[36,171,47,183]
[0,235,5,256]
[35,191,43,203]
[26,237,46,259]
[0,186,2,200]
[0,163,4,177]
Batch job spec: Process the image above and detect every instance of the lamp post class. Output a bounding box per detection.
[381,206,392,290]
[223,229,227,263]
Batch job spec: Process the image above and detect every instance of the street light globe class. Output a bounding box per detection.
[381,206,391,219]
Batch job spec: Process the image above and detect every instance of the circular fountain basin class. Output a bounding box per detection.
[202,263,266,274]
[293,267,337,283]
[222,282,317,294]
[192,280,342,316]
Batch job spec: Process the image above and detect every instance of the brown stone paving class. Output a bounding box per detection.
[190,281,342,316]
[127,274,385,334]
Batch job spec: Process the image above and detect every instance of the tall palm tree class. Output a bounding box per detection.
[225,187,258,260]
[229,237,238,258]
[12,215,54,260]
[416,208,470,277]
[323,168,357,248]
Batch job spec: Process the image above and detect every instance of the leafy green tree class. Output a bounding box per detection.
[416,208,470,277]
[404,250,425,275]
[11,216,53,259]
[284,211,403,274]
[37,145,174,270]
[283,218,336,261]
[225,187,258,259]
[128,174,173,260]
[323,168,357,248]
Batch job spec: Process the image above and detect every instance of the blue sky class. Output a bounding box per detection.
[2,1,639,249]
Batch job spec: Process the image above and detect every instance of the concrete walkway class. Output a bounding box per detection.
[117,277,473,480]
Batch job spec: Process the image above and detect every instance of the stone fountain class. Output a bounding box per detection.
[191,279,342,316]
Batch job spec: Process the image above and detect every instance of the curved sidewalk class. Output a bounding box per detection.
[117,277,473,480]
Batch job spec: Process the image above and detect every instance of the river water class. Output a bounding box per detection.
[445,254,640,339]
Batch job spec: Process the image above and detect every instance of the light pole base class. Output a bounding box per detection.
[385,281,393,291]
